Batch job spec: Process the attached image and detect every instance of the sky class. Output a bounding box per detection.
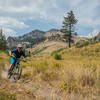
[0,0,100,38]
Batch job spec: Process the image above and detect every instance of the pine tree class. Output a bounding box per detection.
[0,28,7,50]
[61,11,78,48]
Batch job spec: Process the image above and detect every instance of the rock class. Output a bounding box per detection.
[76,40,86,45]
[7,37,17,49]
[94,32,100,41]
[44,29,65,41]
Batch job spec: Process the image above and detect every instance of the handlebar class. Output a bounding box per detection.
[21,60,26,62]
[10,56,26,62]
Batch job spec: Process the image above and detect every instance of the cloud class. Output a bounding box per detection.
[0,0,100,37]
[0,0,62,21]
[66,0,83,6]
[74,0,100,27]
[2,27,17,38]
[0,17,28,29]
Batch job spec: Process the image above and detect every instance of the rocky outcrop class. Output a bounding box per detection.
[94,32,100,41]
[7,30,46,49]
[44,29,65,41]
[75,40,86,45]
[7,37,17,49]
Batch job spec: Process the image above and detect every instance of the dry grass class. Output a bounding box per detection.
[20,55,100,99]
[22,43,100,99]
[27,41,66,56]
[0,52,9,72]
[0,42,100,100]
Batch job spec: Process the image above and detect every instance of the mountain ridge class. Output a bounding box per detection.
[7,29,64,49]
[7,28,93,49]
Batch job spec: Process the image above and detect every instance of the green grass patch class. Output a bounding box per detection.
[32,48,46,55]
[51,47,66,56]
[75,41,89,48]
[75,41,99,48]
[0,90,16,100]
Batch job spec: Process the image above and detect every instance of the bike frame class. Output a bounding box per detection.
[8,58,22,82]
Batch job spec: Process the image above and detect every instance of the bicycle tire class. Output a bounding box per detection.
[8,64,22,82]
[17,65,22,80]
[11,65,22,81]
[7,67,14,79]
[7,72,12,79]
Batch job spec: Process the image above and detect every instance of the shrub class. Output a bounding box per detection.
[54,53,62,60]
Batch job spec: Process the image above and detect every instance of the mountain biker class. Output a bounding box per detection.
[8,44,26,73]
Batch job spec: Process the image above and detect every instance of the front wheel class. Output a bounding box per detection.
[12,65,22,81]
[17,65,22,80]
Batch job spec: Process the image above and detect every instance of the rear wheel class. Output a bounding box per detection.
[7,68,14,79]
[7,72,12,79]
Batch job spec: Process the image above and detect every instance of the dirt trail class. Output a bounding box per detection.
[1,64,8,79]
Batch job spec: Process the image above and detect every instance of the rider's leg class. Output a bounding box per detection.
[8,64,14,72]
[8,57,16,72]
[9,64,14,69]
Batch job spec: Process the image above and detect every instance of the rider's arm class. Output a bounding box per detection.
[9,50,12,56]
[10,49,16,57]
[22,51,26,58]
[22,51,26,61]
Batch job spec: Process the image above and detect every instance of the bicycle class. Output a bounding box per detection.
[7,58,24,82]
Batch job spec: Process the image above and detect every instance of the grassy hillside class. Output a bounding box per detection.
[28,41,67,56]
[0,42,100,100]
[22,42,100,99]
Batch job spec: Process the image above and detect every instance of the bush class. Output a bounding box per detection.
[54,53,62,60]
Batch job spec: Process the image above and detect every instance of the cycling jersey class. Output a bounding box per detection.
[11,48,26,58]
[10,48,26,64]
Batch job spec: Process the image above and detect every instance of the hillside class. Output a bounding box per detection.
[7,30,46,49]
[28,41,67,56]
[0,41,100,100]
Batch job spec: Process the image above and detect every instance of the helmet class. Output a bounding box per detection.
[17,44,23,48]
